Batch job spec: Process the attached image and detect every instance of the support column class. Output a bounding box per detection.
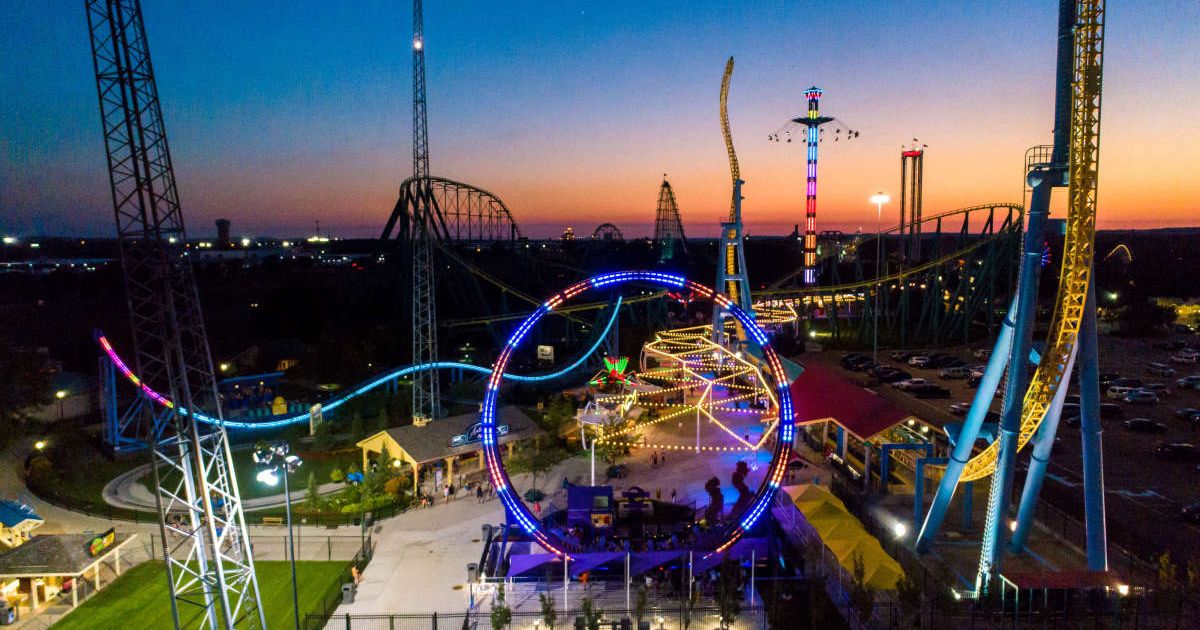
[478,452,485,471]
[93,563,101,589]
[835,426,845,458]
[915,298,1016,552]
[862,442,872,493]
[1076,283,1108,570]
[412,462,420,497]
[115,547,121,575]
[72,578,78,608]
[445,456,455,489]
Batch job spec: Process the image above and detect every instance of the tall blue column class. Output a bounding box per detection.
[914,301,1015,552]
[1008,351,1075,551]
[1076,281,1108,570]
[977,171,1054,585]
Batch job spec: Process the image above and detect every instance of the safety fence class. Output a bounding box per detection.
[308,605,769,630]
[303,535,377,630]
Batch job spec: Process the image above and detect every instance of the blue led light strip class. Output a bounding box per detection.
[96,297,622,431]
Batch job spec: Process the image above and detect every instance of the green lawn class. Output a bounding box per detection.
[53,560,348,630]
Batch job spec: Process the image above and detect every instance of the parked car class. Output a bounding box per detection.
[1175,375,1200,390]
[1065,394,1081,405]
[893,378,931,391]
[928,354,963,369]
[1063,415,1081,428]
[1110,377,1144,389]
[939,366,972,379]
[1181,502,1200,523]
[911,384,952,399]
[1099,372,1121,388]
[890,350,921,362]
[850,359,879,373]
[1123,390,1160,405]
[873,367,912,384]
[973,348,992,359]
[1147,362,1177,377]
[1099,403,1123,419]
[1169,351,1199,365]
[1106,386,1135,400]
[1061,403,1081,419]
[949,402,972,416]
[1123,418,1167,433]
[841,353,872,369]
[966,372,984,388]
[1154,442,1200,462]
[908,355,932,368]
[1173,407,1200,420]
[1142,383,1172,397]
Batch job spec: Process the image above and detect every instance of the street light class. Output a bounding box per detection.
[869,193,890,362]
[55,390,67,421]
[254,441,303,630]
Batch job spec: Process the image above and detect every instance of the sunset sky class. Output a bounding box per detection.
[2,1,1198,239]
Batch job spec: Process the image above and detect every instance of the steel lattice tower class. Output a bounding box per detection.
[653,178,687,262]
[410,0,440,425]
[790,87,834,285]
[84,1,264,627]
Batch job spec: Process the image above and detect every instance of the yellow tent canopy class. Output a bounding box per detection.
[783,483,906,590]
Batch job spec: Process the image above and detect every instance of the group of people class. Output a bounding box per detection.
[415,479,496,508]
[650,450,669,469]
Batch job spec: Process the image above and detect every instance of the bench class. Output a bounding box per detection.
[261,516,284,527]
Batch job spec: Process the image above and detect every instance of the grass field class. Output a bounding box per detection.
[53,560,348,630]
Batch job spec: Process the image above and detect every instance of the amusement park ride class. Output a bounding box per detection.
[86,0,1111,623]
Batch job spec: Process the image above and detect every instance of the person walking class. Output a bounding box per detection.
[670,488,677,503]
[476,485,484,503]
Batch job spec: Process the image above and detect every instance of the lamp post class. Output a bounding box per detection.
[869,193,890,362]
[55,390,67,421]
[255,441,303,630]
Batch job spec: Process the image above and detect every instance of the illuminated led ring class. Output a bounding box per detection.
[481,271,795,558]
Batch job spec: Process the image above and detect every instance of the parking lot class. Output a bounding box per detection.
[817,331,1200,564]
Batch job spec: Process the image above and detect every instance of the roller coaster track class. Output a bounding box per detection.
[763,202,1023,294]
[957,0,1104,482]
[381,175,523,244]
[97,296,621,431]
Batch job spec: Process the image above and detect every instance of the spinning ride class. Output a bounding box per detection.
[479,272,796,557]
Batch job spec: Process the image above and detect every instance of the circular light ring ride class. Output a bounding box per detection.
[481,271,795,558]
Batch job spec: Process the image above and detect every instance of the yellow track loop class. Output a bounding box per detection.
[959,0,1104,482]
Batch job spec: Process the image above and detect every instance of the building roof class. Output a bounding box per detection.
[787,362,914,441]
[0,501,42,528]
[0,533,135,577]
[360,405,543,464]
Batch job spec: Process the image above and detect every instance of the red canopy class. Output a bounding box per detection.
[788,362,912,441]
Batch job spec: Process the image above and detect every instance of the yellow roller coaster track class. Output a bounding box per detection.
[959,0,1104,482]
[720,56,740,216]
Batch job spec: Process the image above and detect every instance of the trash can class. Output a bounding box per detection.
[467,562,478,582]
[341,582,356,604]
[0,603,16,626]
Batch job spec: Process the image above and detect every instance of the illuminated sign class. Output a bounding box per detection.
[87,528,116,557]
[450,421,509,448]
[536,345,554,362]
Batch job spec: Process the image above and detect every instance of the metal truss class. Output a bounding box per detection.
[653,179,687,262]
[381,175,524,244]
[84,1,263,627]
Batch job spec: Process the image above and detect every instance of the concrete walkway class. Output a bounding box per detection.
[101,461,346,512]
